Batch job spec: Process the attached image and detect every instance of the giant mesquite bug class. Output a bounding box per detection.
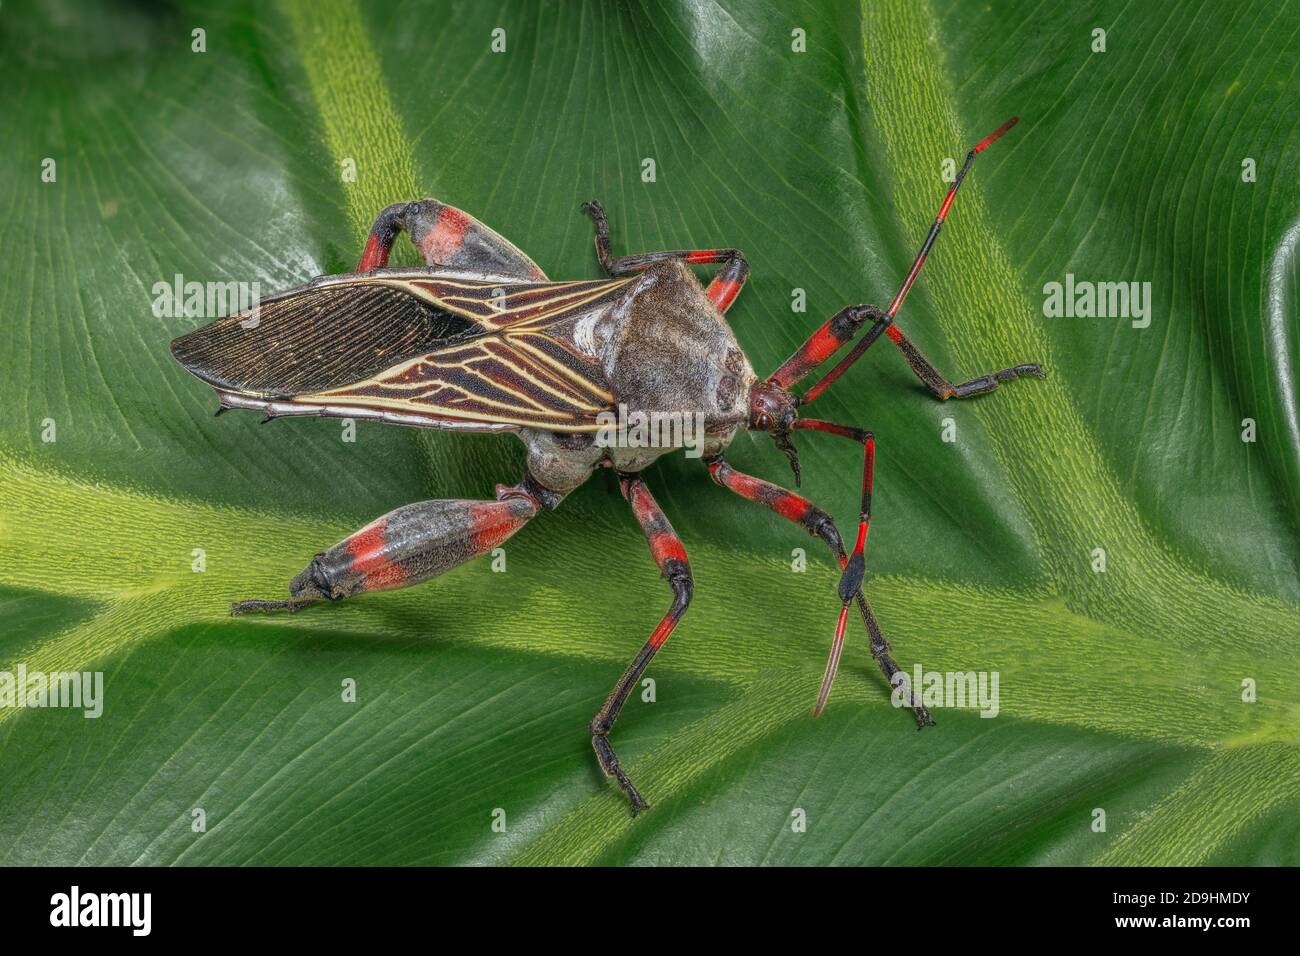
[172,117,1042,815]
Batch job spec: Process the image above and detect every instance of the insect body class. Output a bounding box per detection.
[172,118,1043,814]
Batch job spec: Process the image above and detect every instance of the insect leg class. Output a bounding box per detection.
[770,303,1045,404]
[770,305,892,391]
[766,118,1044,402]
[581,200,749,312]
[803,310,1045,404]
[589,472,693,815]
[230,475,555,614]
[704,455,931,725]
[357,199,547,279]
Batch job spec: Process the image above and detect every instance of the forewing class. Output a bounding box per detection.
[293,276,634,431]
[170,280,482,397]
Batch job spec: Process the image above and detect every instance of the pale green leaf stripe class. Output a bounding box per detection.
[280,0,423,240]
[5,447,1295,865]
[5,449,1295,749]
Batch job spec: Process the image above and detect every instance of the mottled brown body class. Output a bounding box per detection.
[521,258,755,491]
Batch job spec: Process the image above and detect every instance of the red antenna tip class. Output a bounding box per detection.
[972,115,1019,154]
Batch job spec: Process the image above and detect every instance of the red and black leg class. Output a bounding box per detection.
[769,298,1044,404]
[581,200,749,312]
[769,304,892,392]
[767,117,1045,404]
[704,454,931,725]
[782,304,1045,405]
[230,473,559,614]
[589,472,694,815]
[357,198,547,280]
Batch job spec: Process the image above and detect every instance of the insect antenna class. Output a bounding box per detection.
[800,117,1019,405]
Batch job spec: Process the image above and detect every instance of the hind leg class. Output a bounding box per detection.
[231,476,553,615]
[356,199,547,280]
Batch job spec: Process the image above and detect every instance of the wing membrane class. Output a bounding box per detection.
[295,276,632,430]
[170,281,479,397]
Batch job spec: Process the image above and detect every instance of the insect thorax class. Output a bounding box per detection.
[522,260,755,489]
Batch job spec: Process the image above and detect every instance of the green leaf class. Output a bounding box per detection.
[2,0,1296,866]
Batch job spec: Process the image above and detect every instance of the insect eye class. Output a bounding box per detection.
[757,413,771,428]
